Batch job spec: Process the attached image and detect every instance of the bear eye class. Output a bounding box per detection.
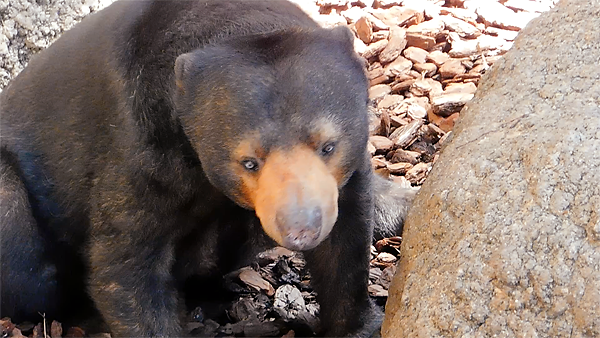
[241,159,259,172]
[321,142,335,156]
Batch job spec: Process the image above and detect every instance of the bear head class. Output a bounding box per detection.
[174,26,369,251]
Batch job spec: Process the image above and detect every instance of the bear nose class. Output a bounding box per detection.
[275,206,322,251]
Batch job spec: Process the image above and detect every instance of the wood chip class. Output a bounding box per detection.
[360,39,388,59]
[32,323,43,338]
[242,320,281,338]
[440,15,481,39]
[467,0,537,31]
[375,0,403,7]
[379,26,407,64]
[391,175,413,188]
[413,62,437,77]
[367,141,376,155]
[406,101,429,120]
[379,265,397,289]
[51,321,62,338]
[354,16,373,44]
[367,62,384,79]
[432,92,474,117]
[395,73,417,82]
[438,59,466,79]
[409,79,432,97]
[407,140,436,162]
[90,332,112,338]
[440,113,460,133]
[370,7,422,27]
[370,74,390,86]
[390,115,409,128]
[420,123,445,144]
[377,252,398,263]
[484,26,520,41]
[239,268,276,296]
[368,84,392,100]
[438,130,453,148]
[389,149,421,165]
[405,32,436,51]
[257,246,295,264]
[426,50,450,67]
[370,135,394,153]
[391,79,415,93]
[377,94,404,109]
[366,13,389,31]
[65,327,86,338]
[273,285,307,320]
[447,83,477,97]
[426,78,444,99]
[406,17,445,38]
[371,157,387,169]
[440,7,478,23]
[379,108,391,135]
[384,56,413,77]
[387,162,413,175]
[341,6,366,24]
[371,30,390,42]
[399,96,431,118]
[503,0,552,13]
[282,330,296,338]
[369,267,383,282]
[317,0,348,5]
[389,119,424,148]
[0,319,16,336]
[403,46,428,64]
[12,328,26,338]
[405,162,431,184]
[368,284,389,297]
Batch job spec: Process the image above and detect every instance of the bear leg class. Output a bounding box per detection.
[304,166,381,337]
[86,178,186,337]
[372,175,418,240]
[0,149,60,322]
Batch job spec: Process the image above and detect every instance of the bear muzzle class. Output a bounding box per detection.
[252,145,339,251]
[276,206,323,251]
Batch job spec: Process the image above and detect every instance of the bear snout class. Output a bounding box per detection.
[251,145,339,250]
[276,206,322,251]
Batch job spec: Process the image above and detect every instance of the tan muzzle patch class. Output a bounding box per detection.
[251,145,339,251]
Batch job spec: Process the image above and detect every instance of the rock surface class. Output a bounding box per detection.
[0,0,113,89]
[382,1,600,337]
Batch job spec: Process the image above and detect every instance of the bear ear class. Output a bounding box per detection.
[174,46,235,92]
[328,25,355,49]
[174,52,196,94]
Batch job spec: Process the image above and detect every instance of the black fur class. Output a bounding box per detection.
[372,178,417,240]
[0,1,415,336]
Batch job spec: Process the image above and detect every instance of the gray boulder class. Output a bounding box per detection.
[382,1,600,337]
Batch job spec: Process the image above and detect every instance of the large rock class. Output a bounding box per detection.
[383,1,600,337]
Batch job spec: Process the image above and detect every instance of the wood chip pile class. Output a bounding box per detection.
[296,0,554,188]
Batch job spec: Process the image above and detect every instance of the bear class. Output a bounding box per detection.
[0,1,416,336]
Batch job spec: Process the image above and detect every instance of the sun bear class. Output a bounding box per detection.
[0,1,416,336]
